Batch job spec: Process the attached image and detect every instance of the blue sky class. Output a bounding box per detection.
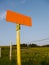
[0,0,49,46]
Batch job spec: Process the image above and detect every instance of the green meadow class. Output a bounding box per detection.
[0,46,49,65]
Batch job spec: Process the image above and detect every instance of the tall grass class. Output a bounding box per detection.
[0,46,49,65]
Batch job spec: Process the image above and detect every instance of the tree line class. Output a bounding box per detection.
[13,43,49,48]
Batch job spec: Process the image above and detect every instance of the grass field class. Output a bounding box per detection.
[0,46,49,65]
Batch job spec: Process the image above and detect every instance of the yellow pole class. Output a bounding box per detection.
[16,24,21,65]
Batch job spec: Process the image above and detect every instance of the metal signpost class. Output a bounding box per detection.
[6,10,32,65]
[16,24,21,65]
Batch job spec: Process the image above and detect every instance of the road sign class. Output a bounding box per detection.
[6,10,32,65]
[6,10,32,26]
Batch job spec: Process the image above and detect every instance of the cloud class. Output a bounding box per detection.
[0,11,6,20]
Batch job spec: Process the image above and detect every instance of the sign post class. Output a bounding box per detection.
[6,10,32,65]
[16,24,21,65]
[0,48,1,58]
[10,42,12,61]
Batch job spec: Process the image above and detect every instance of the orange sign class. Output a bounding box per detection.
[6,10,32,26]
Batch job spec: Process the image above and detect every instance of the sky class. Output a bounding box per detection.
[0,0,49,46]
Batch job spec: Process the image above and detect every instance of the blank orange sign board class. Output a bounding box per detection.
[6,10,32,26]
